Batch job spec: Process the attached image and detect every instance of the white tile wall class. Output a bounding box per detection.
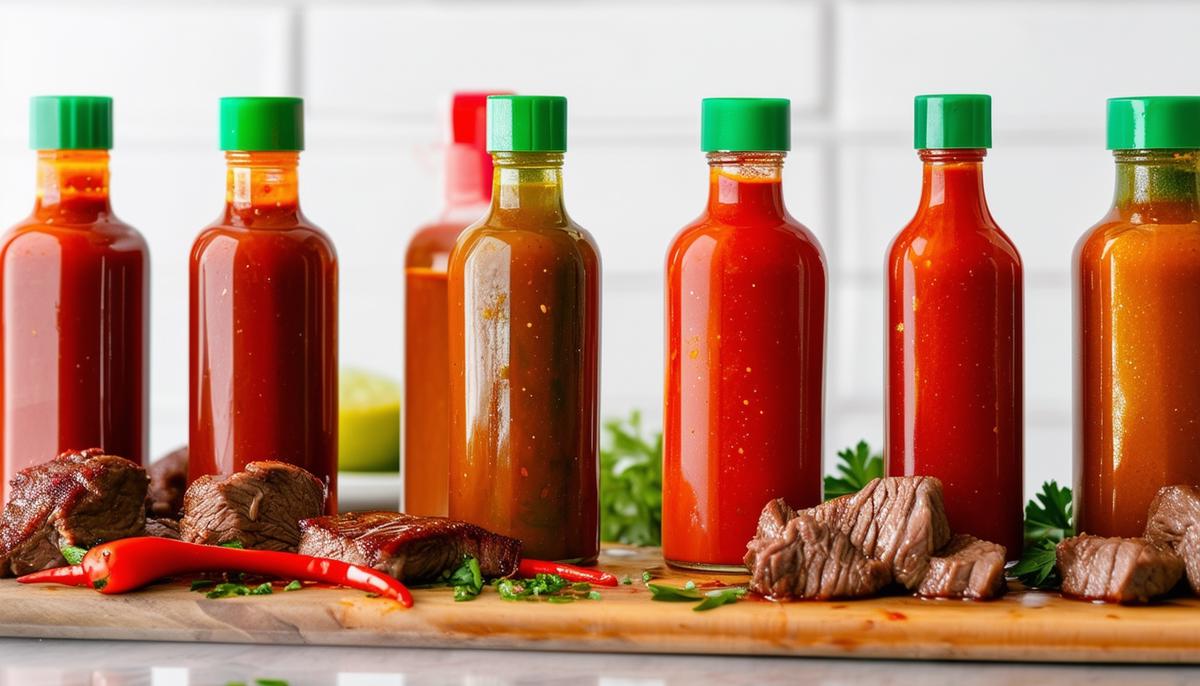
[1,0,1190,498]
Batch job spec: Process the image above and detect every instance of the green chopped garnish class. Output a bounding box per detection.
[570,582,592,592]
[823,441,883,500]
[641,570,652,583]
[206,583,251,599]
[683,580,696,590]
[620,575,632,585]
[255,680,290,686]
[219,540,245,549]
[694,588,746,612]
[249,583,273,596]
[92,577,108,591]
[647,582,703,602]
[587,590,602,601]
[284,580,303,592]
[546,595,576,604]
[1011,481,1075,590]
[60,545,88,566]
[448,555,483,601]
[190,579,217,591]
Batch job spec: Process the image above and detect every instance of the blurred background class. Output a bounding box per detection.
[0,0,1196,499]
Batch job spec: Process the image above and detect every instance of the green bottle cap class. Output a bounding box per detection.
[220,97,304,151]
[30,96,113,150]
[487,95,567,152]
[700,98,790,152]
[1107,97,1200,150]
[914,94,991,149]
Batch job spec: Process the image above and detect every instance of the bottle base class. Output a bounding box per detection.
[665,558,748,574]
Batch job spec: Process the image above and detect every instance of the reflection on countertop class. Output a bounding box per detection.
[0,639,1197,686]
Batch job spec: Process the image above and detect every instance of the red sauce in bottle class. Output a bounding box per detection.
[189,145,338,511]
[0,147,148,500]
[664,149,827,571]
[886,147,1023,556]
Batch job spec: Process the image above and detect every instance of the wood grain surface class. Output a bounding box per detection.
[0,546,1197,663]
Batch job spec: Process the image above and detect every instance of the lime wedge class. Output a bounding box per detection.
[338,368,401,472]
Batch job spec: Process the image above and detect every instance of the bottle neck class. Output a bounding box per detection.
[224,151,301,226]
[487,152,568,226]
[1111,150,1200,223]
[706,152,787,223]
[444,142,493,211]
[915,149,992,221]
[33,150,113,222]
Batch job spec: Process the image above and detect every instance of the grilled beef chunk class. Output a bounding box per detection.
[297,511,521,583]
[745,499,891,599]
[145,446,188,518]
[1058,535,1183,603]
[0,449,148,576]
[1144,484,1200,594]
[811,476,952,588]
[916,534,1007,599]
[145,517,181,540]
[180,461,326,552]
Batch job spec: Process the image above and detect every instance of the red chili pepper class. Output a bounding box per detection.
[517,558,619,586]
[17,537,413,607]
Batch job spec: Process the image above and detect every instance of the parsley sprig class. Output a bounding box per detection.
[823,441,883,500]
[448,556,483,601]
[647,581,747,612]
[1011,480,1074,589]
[600,410,663,546]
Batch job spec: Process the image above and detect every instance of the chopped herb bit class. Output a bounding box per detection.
[449,555,484,601]
[824,441,883,500]
[190,579,217,591]
[219,540,245,549]
[570,582,592,592]
[92,578,108,591]
[60,545,88,566]
[254,679,289,686]
[284,580,303,592]
[620,575,632,585]
[694,588,746,612]
[641,570,653,583]
[494,572,601,603]
[249,583,273,596]
[587,590,602,601]
[683,580,696,590]
[600,410,663,546]
[546,595,576,603]
[206,583,252,599]
[647,583,703,602]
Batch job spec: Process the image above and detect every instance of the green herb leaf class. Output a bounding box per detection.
[254,680,290,686]
[647,582,703,602]
[448,556,483,601]
[219,540,245,549]
[1011,538,1061,588]
[600,410,663,546]
[823,441,883,500]
[284,580,303,592]
[641,570,653,583]
[620,575,632,585]
[546,595,576,603]
[1024,480,1074,545]
[249,583,273,596]
[190,579,217,591]
[60,545,88,566]
[587,590,602,601]
[694,587,747,612]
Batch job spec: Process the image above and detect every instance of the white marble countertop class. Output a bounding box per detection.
[0,638,1196,685]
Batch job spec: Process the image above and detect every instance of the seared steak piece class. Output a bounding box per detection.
[145,517,181,540]
[812,476,952,588]
[1058,535,1183,603]
[745,499,891,599]
[145,446,188,518]
[0,449,148,576]
[916,534,1007,600]
[1144,484,1200,594]
[298,511,521,583]
[180,461,326,552]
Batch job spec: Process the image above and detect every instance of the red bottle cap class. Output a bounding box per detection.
[447,91,512,206]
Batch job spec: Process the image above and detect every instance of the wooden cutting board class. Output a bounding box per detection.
[0,545,1197,663]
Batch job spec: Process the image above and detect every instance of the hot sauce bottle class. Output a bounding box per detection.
[447,95,601,563]
[1076,97,1200,537]
[405,91,508,517]
[663,98,827,571]
[886,94,1023,557]
[189,97,338,511]
[0,96,148,502]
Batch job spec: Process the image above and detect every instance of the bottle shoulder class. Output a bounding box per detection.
[667,212,824,263]
[1075,208,1200,265]
[888,214,1022,267]
[2,213,148,257]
